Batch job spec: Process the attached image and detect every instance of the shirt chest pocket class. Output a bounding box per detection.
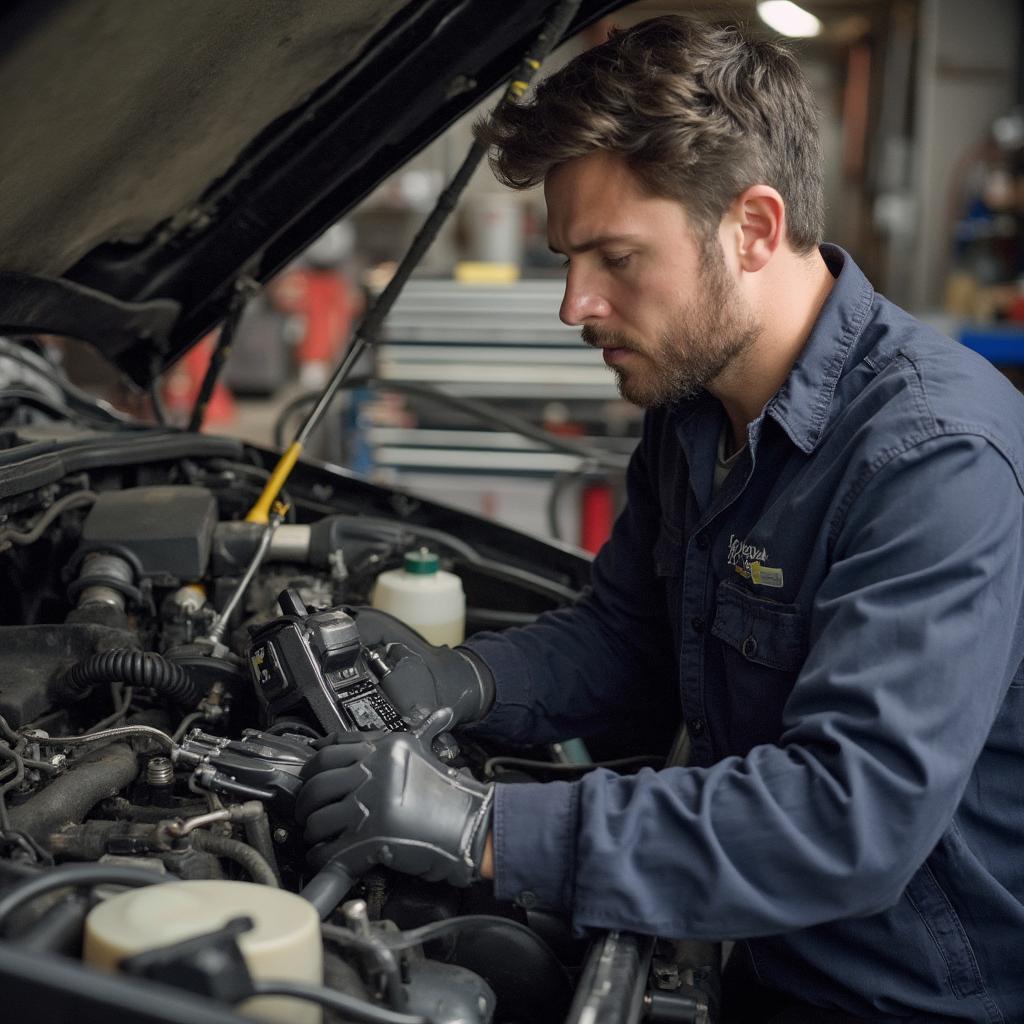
[711,579,808,752]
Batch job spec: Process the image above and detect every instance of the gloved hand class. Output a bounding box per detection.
[296,708,493,885]
[349,606,494,727]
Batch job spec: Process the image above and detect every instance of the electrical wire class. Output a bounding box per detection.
[16,755,63,773]
[189,470,585,603]
[261,718,321,738]
[34,725,178,753]
[0,744,24,831]
[171,711,207,744]
[272,377,630,472]
[328,514,583,602]
[483,754,663,778]
[0,714,23,829]
[0,489,98,549]
[324,913,572,987]
[249,981,426,1024]
[0,388,115,428]
[84,683,134,735]
[149,379,168,426]
[547,465,591,542]
[273,378,621,545]
[0,827,51,867]
[0,863,171,931]
[188,284,253,433]
[0,714,19,746]
[0,339,134,425]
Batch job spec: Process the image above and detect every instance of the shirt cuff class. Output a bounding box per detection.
[492,780,580,913]
[459,633,537,743]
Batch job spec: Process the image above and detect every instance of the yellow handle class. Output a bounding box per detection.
[246,441,303,523]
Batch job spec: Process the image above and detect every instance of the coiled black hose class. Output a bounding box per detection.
[60,650,202,706]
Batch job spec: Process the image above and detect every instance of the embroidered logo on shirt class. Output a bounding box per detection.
[726,534,785,588]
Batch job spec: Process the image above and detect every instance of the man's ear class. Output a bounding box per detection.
[724,185,786,273]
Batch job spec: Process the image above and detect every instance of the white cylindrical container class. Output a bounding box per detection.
[83,880,323,1024]
[371,547,466,646]
[466,193,524,266]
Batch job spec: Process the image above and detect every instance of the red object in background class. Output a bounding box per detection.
[272,268,355,381]
[162,333,236,427]
[580,479,614,554]
[1007,294,1024,323]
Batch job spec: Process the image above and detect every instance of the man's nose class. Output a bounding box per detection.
[559,271,611,326]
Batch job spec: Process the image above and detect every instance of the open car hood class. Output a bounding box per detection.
[0,0,621,386]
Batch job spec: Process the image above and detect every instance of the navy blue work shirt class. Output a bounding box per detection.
[463,246,1024,1022]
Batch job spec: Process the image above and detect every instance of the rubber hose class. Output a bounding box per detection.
[8,742,139,844]
[301,860,356,919]
[243,811,283,885]
[19,893,91,955]
[61,650,202,706]
[251,981,428,1024]
[190,830,279,887]
[0,863,170,932]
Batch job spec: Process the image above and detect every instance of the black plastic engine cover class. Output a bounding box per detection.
[79,487,217,583]
[0,623,137,727]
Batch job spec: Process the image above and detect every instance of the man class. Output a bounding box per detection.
[297,16,1024,1023]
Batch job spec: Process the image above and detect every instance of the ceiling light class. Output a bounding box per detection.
[756,1,823,38]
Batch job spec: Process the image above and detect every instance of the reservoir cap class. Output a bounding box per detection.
[404,547,439,574]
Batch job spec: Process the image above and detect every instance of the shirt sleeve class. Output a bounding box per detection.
[492,433,1024,937]
[461,412,678,747]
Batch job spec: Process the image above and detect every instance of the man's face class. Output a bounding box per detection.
[545,150,760,408]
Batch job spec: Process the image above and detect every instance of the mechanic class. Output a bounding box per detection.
[296,16,1024,1023]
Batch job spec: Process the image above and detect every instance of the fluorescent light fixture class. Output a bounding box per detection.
[757,1,823,38]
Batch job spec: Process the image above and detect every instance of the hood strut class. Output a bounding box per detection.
[244,0,585,525]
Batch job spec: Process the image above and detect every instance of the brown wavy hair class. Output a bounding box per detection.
[475,16,824,254]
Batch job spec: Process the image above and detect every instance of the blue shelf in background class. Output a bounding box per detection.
[959,326,1024,366]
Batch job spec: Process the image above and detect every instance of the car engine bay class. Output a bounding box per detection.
[0,430,648,1024]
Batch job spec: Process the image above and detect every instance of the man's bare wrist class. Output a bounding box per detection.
[480,830,495,879]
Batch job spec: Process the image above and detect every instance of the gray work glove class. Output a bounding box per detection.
[349,606,494,727]
[296,708,493,885]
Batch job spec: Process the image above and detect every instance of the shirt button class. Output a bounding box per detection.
[517,890,537,909]
[742,635,758,658]
[691,617,705,634]
[690,718,705,735]
[696,534,709,551]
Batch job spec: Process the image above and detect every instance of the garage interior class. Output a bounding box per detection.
[41,0,1023,554]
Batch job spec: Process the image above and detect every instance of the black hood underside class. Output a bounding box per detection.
[0,0,622,386]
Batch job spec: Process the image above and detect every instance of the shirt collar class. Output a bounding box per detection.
[765,244,875,454]
[667,244,874,455]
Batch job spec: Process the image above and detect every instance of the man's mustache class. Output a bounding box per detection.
[581,326,638,351]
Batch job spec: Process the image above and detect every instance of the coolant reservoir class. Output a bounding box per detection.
[83,879,322,1023]
[371,547,466,646]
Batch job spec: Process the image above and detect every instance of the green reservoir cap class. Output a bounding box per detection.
[404,547,439,574]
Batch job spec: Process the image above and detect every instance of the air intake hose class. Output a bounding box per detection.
[60,650,202,706]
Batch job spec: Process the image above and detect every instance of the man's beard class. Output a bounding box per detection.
[582,248,760,409]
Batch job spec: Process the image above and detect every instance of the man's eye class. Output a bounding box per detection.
[603,253,632,269]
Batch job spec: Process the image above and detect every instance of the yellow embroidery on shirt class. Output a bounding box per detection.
[749,562,784,588]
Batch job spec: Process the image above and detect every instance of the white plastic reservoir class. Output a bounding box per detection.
[371,547,466,646]
[83,879,323,1023]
